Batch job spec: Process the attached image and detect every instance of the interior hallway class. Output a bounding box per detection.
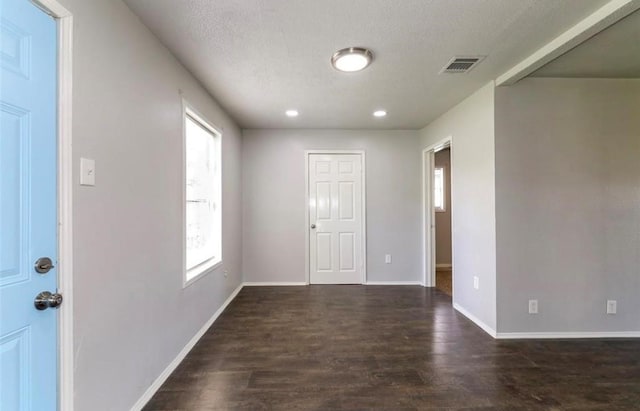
[144,286,640,410]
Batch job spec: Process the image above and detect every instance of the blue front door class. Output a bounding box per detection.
[0,0,58,409]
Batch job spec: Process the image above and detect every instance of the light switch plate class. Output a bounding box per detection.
[80,158,96,186]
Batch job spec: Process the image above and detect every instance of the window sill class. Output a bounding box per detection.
[183,258,222,288]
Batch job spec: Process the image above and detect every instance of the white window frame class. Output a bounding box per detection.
[182,101,222,287]
[434,166,446,212]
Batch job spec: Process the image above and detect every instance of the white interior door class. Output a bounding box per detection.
[309,153,363,284]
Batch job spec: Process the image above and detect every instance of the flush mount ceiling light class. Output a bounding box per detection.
[331,47,374,72]
[285,109,299,117]
[373,110,387,117]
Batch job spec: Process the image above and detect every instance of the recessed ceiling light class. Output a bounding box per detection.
[285,110,299,117]
[373,110,387,117]
[331,47,374,72]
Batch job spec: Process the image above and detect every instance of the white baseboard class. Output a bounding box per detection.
[365,281,424,286]
[130,283,244,411]
[453,302,497,338]
[435,264,452,269]
[244,281,426,286]
[496,331,640,339]
[243,282,308,286]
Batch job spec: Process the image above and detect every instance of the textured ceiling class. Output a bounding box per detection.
[124,0,610,129]
[532,9,640,79]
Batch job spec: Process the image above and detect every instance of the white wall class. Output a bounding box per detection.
[242,129,421,284]
[495,78,640,333]
[57,0,243,409]
[419,82,497,332]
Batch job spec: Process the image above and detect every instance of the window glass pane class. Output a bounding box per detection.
[185,115,219,274]
[434,167,444,211]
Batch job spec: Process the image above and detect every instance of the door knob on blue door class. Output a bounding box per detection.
[34,291,63,310]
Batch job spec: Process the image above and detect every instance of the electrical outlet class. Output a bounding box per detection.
[223,270,228,278]
[607,300,617,315]
[473,276,479,290]
[528,299,538,314]
[385,254,392,264]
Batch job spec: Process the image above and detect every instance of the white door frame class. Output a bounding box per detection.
[422,137,452,288]
[304,150,367,285]
[30,1,74,410]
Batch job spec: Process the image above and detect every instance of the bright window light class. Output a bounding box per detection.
[185,108,222,282]
[434,167,445,212]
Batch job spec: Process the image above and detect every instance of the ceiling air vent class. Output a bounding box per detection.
[440,56,484,74]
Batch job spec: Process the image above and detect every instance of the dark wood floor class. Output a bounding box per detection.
[144,286,640,410]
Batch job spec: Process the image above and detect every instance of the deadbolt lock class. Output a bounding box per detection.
[34,257,55,274]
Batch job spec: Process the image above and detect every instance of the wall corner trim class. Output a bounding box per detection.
[496,0,640,85]
[130,282,244,411]
[496,331,640,339]
[453,302,497,338]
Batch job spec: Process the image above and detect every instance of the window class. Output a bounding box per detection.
[184,106,221,283]
[434,166,445,212]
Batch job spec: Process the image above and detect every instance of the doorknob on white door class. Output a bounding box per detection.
[311,224,316,229]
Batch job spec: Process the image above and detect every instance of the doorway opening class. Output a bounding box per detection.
[434,147,452,296]
[422,137,453,298]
